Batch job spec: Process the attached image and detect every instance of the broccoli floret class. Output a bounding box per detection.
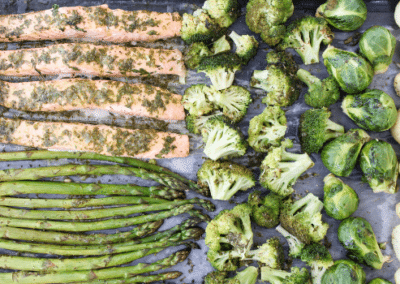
[261,266,311,284]
[275,224,304,258]
[212,35,231,55]
[203,0,240,28]
[182,84,216,116]
[296,69,340,108]
[259,139,314,196]
[299,108,345,154]
[181,9,226,44]
[266,50,299,77]
[201,116,247,160]
[280,16,334,65]
[209,85,252,123]
[184,42,212,70]
[197,52,242,91]
[248,106,287,152]
[185,111,226,134]
[245,0,294,46]
[280,193,329,244]
[300,243,334,284]
[251,65,300,106]
[204,266,259,284]
[246,237,285,269]
[205,204,254,271]
[197,159,255,200]
[248,190,281,228]
[229,31,259,64]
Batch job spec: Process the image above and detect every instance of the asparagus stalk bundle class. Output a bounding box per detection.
[0,228,204,256]
[0,204,195,232]
[0,181,185,200]
[0,249,190,283]
[0,216,203,245]
[0,198,214,220]
[0,150,204,194]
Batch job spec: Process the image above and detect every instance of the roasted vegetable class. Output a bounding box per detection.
[203,0,239,28]
[197,159,255,200]
[300,243,334,284]
[296,69,340,108]
[204,266,258,284]
[260,139,314,197]
[280,193,329,244]
[279,16,334,65]
[251,65,300,106]
[181,9,226,44]
[359,139,399,194]
[359,26,396,74]
[323,174,359,220]
[261,266,311,284]
[201,116,247,160]
[197,52,242,91]
[338,217,391,269]
[248,106,287,152]
[248,190,281,228]
[322,45,374,94]
[342,89,397,132]
[321,259,366,284]
[229,31,259,64]
[321,129,370,177]
[316,0,368,31]
[245,0,294,46]
[299,108,344,154]
[182,84,216,116]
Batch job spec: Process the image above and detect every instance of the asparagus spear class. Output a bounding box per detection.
[0,150,200,192]
[0,196,169,208]
[0,164,188,191]
[0,181,185,200]
[0,217,203,245]
[0,198,214,220]
[0,204,194,232]
[0,228,204,256]
[0,248,190,283]
[138,217,205,244]
[74,272,182,284]
[0,221,163,245]
[0,239,198,271]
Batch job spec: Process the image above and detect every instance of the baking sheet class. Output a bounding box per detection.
[0,0,399,283]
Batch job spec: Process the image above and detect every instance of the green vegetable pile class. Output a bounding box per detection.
[180,0,399,282]
[0,150,215,283]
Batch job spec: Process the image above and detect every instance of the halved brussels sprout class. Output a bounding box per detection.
[359,26,396,74]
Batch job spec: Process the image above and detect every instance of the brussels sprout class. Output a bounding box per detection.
[342,89,397,132]
[359,26,396,74]
[321,129,370,177]
[316,0,367,31]
[338,217,391,270]
[393,225,400,265]
[369,278,393,284]
[359,140,399,194]
[323,173,359,220]
[321,259,366,284]
[322,45,374,94]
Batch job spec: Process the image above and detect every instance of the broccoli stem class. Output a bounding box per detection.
[311,265,329,284]
[260,266,289,282]
[276,224,304,257]
[289,193,323,216]
[296,69,319,87]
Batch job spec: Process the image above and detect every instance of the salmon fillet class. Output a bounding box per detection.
[0,4,182,43]
[0,43,186,80]
[0,79,185,120]
[0,117,189,159]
